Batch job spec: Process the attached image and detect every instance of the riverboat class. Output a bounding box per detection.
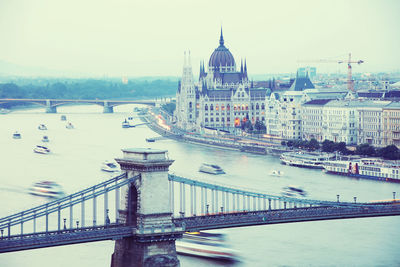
[270,170,284,177]
[60,115,67,121]
[280,151,336,169]
[122,119,130,128]
[323,158,400,183]
[29,181,64,198]
[176,231,238,261]
[199,163,225,175]
[66,122,74,129]
[42,135,49,142]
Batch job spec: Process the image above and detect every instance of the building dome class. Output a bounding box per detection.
[208,29,236,72]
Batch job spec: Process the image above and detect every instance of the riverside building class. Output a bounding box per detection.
[175,29,268,133]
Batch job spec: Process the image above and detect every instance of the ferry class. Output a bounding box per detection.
[13,131,21,139]
[42,135,49,142]
[176,232,238,262]
[280,151,336,169]
[323,158,400,183]
[270,170,284,177]
[199,163,225,175]
[34,145,51,154]
[29,181,64,198]
[122,119,130,128]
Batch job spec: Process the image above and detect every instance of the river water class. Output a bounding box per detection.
[0,105,399,267]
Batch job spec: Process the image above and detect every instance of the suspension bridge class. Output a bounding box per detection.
[0,148,399,266]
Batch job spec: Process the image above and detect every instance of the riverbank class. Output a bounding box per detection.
[140,109,293,156]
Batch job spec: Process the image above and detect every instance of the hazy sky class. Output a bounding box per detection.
[1,0,399,77]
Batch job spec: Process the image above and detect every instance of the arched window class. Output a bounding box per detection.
[251,103,254,110]
[245,104,248,110]
[215,104,219,111]
[205,104,208,111]
[216,117,219,122]
[261,103,265,110]
[221,104,225,111]
[222,117,225,122]
[210,104,214,111]
[256,104,259,110]
[210,118,214,122]
[189,102,192,108]
[227,104,231,111]
[205,118,208,122]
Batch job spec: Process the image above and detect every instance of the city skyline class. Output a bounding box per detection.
[1,0,399,77]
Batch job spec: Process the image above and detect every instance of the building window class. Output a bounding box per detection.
[210,118,214,122]
[205,104,208,111]
[256,104,259,110]
[261,103,265,110]
[216,104,219,111]
[210,104,214,111]
[221,104,225,111]
[189,102,192,108]
[227,104,230,111]
[205,118,208,122]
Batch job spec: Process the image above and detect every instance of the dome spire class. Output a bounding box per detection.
[219,27,224,46]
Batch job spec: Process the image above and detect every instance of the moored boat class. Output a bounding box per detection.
[0,108,10,114]
[280,151,336,169]
[176,231,238,262]
[199,163,225,175]
[28,181,64,198]
[323,157,400,183]
[122,119,130,128]
[34,145,50,154]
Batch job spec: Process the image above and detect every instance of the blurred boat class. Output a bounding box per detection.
[29,181,64,198]
[13,131,21,139]
[176,231,238,261]
[34,145,50,154]
[0,108,10,114]
[66,122,74,129]
[270,170,284,176]
[101,161,119,172]
[60,115,67,121]
[281,185,307,197]
[38,124,47,130]
[42,135,49,142]
[199,163,225,175]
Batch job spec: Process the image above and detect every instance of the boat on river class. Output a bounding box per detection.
[29,181,64,198]
[280,151,336,169]
[42,135,49,142]
[122,119,130,128]
[281,185,307,197]
[34,145,50,154]
[270,170,284,177]
[176,231,238,261]
[13,131,21,139]
[38,124,47,130]
[0,108,10,114]
[101,161,120,172]
[66,122,74,129]
[323,157,400,183]
[60,115,67,121]
[199,163,225,175]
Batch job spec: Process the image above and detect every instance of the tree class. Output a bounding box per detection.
[378,145,400,160]
[355,143,376,157]
[307,138,320,151]
[322,140,335,152]
[254,120,266,133]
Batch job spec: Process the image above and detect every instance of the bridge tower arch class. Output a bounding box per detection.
[111,148,180,267]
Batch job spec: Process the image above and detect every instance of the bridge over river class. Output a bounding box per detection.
[0,148,399,266]
[0,98,171,113]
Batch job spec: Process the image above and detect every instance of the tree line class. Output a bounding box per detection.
[0,78,178,108]
[282,139,400,160]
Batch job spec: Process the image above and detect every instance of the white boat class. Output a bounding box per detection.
[13,131,21,139]
[101,161,120,172]
[199,163,225,175]
[280,151,336,169]
[34,145,50,154]
[176,232,238,262]
[323,157,400,183]
[281,185,307,197]
[270,170,284,177]
[122,119,130,128]
[0,108,10,114]
[60,115,67,121]
[42,135,49,142]
[38,124,47,130]
[66,122,74,129]
[28,181,64,198]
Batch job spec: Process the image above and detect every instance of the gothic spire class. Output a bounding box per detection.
[219,27,224,46]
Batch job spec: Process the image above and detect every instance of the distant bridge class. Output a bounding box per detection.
[1,148,399,265]
[0,98,172,113]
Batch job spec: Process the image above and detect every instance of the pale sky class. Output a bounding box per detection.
[1,0,399,77]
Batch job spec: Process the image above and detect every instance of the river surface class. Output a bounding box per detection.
[0,105,400,267]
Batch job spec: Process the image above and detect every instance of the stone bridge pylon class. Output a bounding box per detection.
[111,148,181,267]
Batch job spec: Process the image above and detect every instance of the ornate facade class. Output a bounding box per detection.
[175,30,268,133]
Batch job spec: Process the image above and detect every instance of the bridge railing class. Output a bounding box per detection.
[0,173,139,238]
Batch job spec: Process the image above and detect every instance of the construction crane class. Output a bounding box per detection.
[298,53,364,92]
